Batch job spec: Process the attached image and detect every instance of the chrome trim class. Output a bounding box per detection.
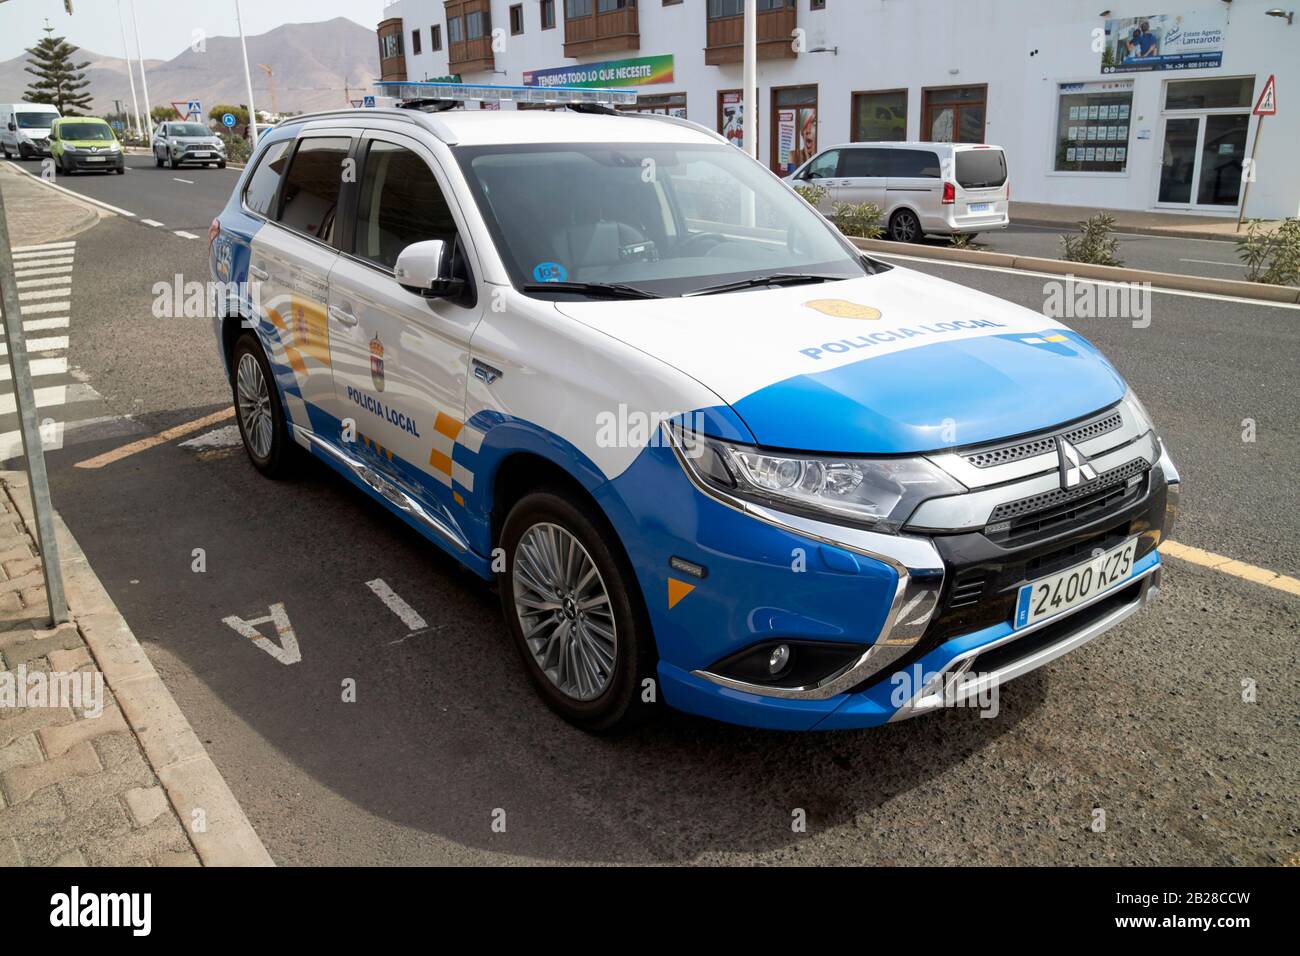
[889,563,1161,721]
[297,427,470,554]
[666,429,945,702]
[926,400,1143,490]
[907,431,1157,532]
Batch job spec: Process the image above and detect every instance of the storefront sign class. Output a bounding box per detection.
[1101,12,1226,73]
[720,91,745,147]
[523,55,674,89]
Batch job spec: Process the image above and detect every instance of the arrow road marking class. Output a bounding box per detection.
[222,603,302,665]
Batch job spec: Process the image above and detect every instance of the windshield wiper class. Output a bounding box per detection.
[520,281,661,300]
[686,273,844,297]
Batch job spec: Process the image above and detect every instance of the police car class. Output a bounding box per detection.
[208,83,1179,732]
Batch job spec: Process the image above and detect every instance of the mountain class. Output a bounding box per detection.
[0,17,377,117]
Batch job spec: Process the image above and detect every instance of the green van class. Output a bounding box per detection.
[50,116,124,175]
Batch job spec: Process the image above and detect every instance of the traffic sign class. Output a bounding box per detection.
[363,95,376,108]
[187,99,202,119]
[350,100,363,108]
[1253,75,1276,116]
[222,112,237,128]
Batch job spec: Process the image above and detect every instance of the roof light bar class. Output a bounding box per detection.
[374,80,638,107]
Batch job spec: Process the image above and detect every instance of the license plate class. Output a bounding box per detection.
[193,151,212,157]
[968,202,991,213]
[1014,537,1139,629]
[85,156,105,162]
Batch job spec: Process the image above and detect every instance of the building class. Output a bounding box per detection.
[374,0,1299,220]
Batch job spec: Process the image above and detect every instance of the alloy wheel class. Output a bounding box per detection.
[235,352,274,459]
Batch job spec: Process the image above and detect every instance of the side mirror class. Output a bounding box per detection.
[6,123,14,132]
[394,239,463,298]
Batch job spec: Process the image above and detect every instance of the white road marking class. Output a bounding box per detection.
[0,382,97,416]
[872,251,1300,311]
[141,218,164,228]
[177,424,242,449]
[17,301,70,315]
[222,604,302,666]
[0,357,67,380]
[0,335,69,355]
[173,177,194,184]
[173,230,199,240]
[3,162,135,216]
[1178,257,1244,268]
[0,316,70,333]
[17,287,71,301]
[0,422,62,459]
[15,275,72,289]
[14,265,74,278]
[12,255,75,266]
[11,240,76,253]
[366,578,428,632]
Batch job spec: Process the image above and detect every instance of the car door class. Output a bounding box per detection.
[326,129,484,523]
[885,147,944,227]
[152,124,166,161]
[795,148,843,213]
[247,133,353,434]
[836,147,890,209]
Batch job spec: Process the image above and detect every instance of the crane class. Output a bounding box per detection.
[258,64,278,117]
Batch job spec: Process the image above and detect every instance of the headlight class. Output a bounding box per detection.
[673,428,965,533]
[63,144,79,153]
[1122,388,1155,434]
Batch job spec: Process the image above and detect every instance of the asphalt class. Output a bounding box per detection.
[9,166,1300,866]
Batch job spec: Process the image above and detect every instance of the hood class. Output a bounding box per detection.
[21,127,52,139]
[172,134,223,146]
[554,267,1127,454]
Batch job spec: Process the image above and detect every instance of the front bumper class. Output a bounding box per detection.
[61,152,124,171]
[638,428,1178,731]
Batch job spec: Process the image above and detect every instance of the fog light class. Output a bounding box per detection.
[768,644,791,675]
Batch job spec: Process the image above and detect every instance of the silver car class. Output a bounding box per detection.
[152,121,227,169]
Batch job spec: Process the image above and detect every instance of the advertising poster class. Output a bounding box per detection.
[523,55,674,88]
[776,107,817,175]
[1101,12,1226,72]
[720,91,745,146]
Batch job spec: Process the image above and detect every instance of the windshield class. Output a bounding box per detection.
[170,123,211,137]
[17,112,56,129]
[453,142,869,298]
[59,123,114,142]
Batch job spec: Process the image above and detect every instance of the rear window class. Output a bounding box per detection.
[243,139,292,218]
[955,149,1007,188]
[888,149,941,178]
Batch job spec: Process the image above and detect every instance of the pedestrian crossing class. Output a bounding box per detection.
[0,240,116,462]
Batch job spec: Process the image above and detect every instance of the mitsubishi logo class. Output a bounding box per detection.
[1057,437,1098,490]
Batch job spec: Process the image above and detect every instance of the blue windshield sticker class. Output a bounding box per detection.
[532,262,568,283]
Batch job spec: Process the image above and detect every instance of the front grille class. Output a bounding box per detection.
[947,574,986,609]
[964,411,1123,469]
[988,457,1149,525]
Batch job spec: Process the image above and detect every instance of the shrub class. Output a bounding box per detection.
[1236,218,1300,286]
[949,233,976,250]
[219,132,253,165]
[830,200,883,239]
[1060,212,1122,267]
[792,183,828,208]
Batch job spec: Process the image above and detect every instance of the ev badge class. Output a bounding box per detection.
[1057,437,1097,490]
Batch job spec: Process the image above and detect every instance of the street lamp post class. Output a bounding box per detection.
[129,0,152,132]
[117,0,144,138]
[235,0,259,145]
[743,0,757,160]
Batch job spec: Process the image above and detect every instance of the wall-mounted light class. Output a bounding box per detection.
[1099,9,1111,16]
[808,46,838,55]
[1265,7,1294,23]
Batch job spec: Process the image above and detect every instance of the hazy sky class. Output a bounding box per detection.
[0,0,388,62]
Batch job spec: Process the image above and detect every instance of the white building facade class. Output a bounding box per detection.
[375,0,1299,220]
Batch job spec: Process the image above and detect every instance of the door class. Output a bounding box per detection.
[836,147,890,209]
[885,147,943,227]
[1195,114,1248,206]
[1157,117,1201,204]
[327,131,483,517]
[798,148,842,213]
[248,135,352,428]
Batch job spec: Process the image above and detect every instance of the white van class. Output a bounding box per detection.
[1,102,62,159]
[788,141,1010,243]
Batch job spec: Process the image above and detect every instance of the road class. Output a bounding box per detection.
[6,162,1299,865]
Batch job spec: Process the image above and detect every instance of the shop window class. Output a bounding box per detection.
[771,85,817,174]
[1055,80,1134,173]
[851,90,906,142]
[1164,77,1254,111]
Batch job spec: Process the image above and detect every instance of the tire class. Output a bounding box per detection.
[168,153,178,169]
[114,166,124,175]
[889,208,923,244]
[498,489,658,733]
[217,160,227,169]
[231,333,296,479]
[154,152,163,168]
[1,144,9,159]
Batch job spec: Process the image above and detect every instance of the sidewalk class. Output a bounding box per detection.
[0,472,274,867]
[1010,200,1278,242]
[0,161,105,246]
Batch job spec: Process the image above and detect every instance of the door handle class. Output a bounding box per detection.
[249,265,269,281]
[328,305,357,327]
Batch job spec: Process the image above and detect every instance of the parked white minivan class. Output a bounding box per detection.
[1,102,62,159]
[788,141,1010,243]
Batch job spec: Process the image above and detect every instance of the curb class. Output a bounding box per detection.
[850,236,1300,305]
[1,470,275,867]
[1012,216,1248,243]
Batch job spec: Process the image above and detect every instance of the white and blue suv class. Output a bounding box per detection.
[208,87,1179,732]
